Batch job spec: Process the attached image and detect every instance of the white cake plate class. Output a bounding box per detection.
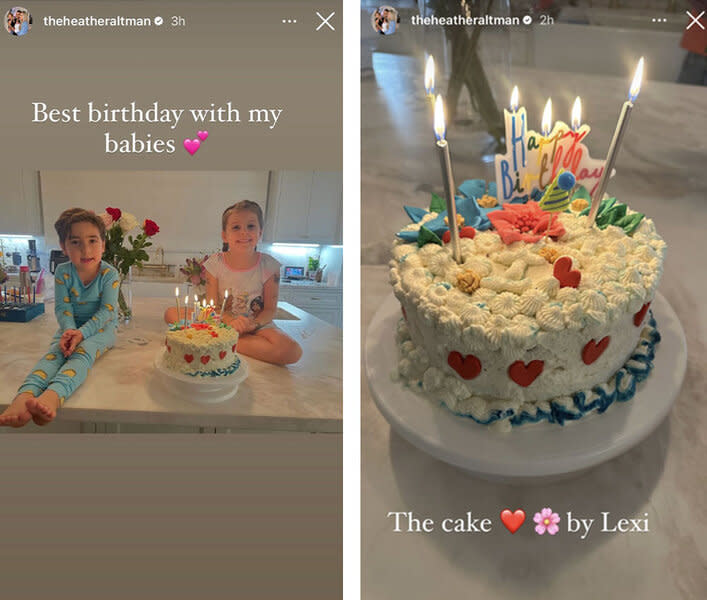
[365,292,687,483]
[154,350,249,404]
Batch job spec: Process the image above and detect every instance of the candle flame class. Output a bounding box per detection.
[424,56,435,95]
[194,294,198,302]
[184,296,188,304]
[225,289,228,298]
[571,97,581,131]
[510,86,519,112]
[175,286,179,297]
[628,57,644,102]
[541,98,552,136]
[434,95,446,141]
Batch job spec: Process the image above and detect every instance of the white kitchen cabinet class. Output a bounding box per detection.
[263,171,342,244]
[285,286,342,329]
[0,169,42,235]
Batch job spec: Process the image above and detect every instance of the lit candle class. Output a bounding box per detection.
[434,95,462,264]
[571,97,582,132]
[424,55,435,97]
[184,296,189,326]
[220,289,229,319]
[193,294,199,322]
[510,85,519,113]
[588,57,644,226]
[541,98,552,137]
[175,287,180,324]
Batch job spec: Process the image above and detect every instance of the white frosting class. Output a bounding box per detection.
[391,206,665,406]
[164,324,240,375]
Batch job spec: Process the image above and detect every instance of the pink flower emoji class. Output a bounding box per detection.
[487,201,565,245]
[534,507,560,535]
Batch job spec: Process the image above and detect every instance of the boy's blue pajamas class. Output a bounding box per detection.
[18,261,120,405]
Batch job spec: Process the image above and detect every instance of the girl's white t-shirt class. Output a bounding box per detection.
[204,252,281,319]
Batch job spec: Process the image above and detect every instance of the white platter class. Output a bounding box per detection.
[154,350,249,404]
[365,292,686,482]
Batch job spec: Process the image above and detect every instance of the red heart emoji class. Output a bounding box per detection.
[232,344,237,353]
[553,256,581,289]
[219,350,227,359]
[200,355,210,365]
[508,360,544,387]
[582,336,610,365]
[184,354,194,363]
[633,302,651,327]
[500,509,526,534]
[448,351,482,380]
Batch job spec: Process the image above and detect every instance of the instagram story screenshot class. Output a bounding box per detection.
[0,1,342,597]
[361,2,705,599]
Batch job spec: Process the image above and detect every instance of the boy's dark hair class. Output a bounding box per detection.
[221,200,264,231]
[55,208,107,245]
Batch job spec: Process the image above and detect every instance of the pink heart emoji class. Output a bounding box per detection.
[183,138,201,155]
[197,130,209,141]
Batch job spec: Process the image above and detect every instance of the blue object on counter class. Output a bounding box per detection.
[0,302,45,322]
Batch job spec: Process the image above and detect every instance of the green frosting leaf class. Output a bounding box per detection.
[614,212,645,235]
[417,226,442,247]
[429,193,446,214]
[579,196,644,235]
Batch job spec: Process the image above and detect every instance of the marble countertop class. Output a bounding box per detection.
[1,301,342,432]
[362,56,706,599]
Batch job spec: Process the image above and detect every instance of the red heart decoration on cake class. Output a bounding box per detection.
[500,509,526,534]
[633,302,651,327]
[552,256,581,288]
[442,227,476,245]
[200,355,210,365]
[184,354,194,363]
[232,344,237,353]
[219,350,227,359]
[447,351,482,380]
[508,360,544,387]
[582,336,610,365]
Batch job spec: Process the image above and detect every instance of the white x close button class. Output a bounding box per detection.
[316,11,335,31]
[686,10,705,30]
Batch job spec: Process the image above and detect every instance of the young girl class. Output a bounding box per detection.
[0,209,120,427]
[165,201,301,365]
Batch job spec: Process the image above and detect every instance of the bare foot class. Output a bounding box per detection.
[26,390,60,426]
[0,393,34,428]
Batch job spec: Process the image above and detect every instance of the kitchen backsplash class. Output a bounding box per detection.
[0,235,342,287]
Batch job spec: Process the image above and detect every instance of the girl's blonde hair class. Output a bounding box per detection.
[221,200,264,231]
[221,200,265,251]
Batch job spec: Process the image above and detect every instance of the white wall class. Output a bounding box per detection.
[40,171,269,253]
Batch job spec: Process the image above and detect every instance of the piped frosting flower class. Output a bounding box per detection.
[487,202,566,245]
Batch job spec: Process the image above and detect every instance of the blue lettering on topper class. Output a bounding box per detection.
[500,159,513,200]
[511,112,526,172]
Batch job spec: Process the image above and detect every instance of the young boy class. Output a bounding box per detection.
[0,209,120,427]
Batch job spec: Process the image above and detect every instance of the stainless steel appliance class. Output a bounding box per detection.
[49,249,69,274]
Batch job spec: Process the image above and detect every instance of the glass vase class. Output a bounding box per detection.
[117,266,133,324]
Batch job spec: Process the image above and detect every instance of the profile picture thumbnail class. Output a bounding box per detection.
[371,6,399,36]
[5,6,32,37]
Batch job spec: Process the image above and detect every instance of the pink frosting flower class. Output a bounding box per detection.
[534,507,560,535]
[487,202,565,245]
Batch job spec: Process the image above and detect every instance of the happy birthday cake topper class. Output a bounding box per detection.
[494,90,609,204]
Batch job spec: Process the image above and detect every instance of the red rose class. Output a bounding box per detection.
[106,207,122,221]
[143,219,160,236]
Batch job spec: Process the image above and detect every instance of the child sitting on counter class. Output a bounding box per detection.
[0,209,120,427]
[164,200,301,366]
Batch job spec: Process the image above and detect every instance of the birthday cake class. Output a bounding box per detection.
[390,179,664,431]
[163,321,241,377]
